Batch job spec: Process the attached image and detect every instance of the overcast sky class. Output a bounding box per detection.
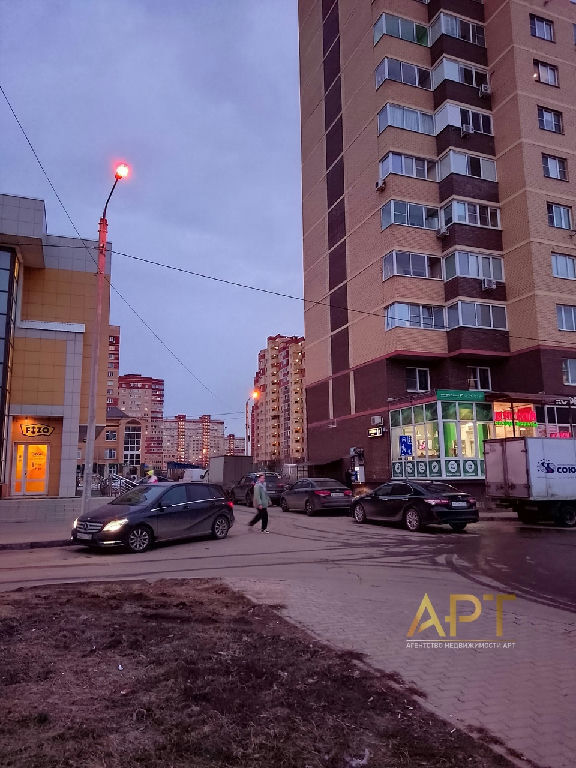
[0,0,303,435]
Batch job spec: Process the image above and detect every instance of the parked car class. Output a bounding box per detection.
[351,480,478,532]
[230,472,286,506]
[71,482,234,553]
[280,477,353,516]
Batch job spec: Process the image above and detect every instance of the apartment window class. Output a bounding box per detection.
[442,201,500,228]
[386,302,445,330]
[406,367,430,392]
[437,150,496,182]
[378,103,434,135]
[432,58,488,90]
[552,252,576,280]
[467,366,491,391]
[530,14,554,42]
[458,108,492,135]
[447,301,507,330]
[374,13,428,46]
[104,449,117,460]
[542,154,567,181]
[381,200,439,230]
[533,60,558,86]
[379,152,436,181]
[547,203,572,230]
[562,359,576,385]
[375,58,431,90]
[383,251,442,280]
[557,305,576,331]
[538,106,562,133]
[105,430,117,441]
[444,251,504,281]
[430,13,485,46]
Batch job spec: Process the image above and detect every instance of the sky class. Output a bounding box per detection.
[0,0,304,436]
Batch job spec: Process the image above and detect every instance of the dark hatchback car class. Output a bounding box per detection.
[351,480,478,532]
[71,482,234,553]
[230,472,286,506]
[280,477,353,516]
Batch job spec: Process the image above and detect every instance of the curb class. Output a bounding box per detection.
[0,539,72,551]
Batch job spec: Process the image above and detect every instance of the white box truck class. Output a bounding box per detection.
[484,437,576,526]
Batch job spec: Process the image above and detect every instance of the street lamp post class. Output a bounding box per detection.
[80,164,129,518]
[245,389,259,456]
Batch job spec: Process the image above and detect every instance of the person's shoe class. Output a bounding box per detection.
[261,529,270,533]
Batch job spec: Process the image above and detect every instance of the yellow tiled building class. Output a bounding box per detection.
[0,194,111,497]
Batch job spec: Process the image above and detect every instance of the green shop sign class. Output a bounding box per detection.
[436,389,485,402]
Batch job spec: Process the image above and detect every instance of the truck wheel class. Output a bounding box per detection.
[517,508,538,524]
[557,504,576,528]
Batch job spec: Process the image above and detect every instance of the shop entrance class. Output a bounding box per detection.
[12,444,49,496]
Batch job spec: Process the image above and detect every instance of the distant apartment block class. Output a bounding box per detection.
[118,373,164,468]
[106,325,120,408]
[162,414,227,467]
[252,335,306,464]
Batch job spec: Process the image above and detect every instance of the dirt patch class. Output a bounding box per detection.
[0,579,514,768]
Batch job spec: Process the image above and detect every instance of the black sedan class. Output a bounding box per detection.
[280,477,353,516]
[351,480,478,532]
[71,482,234,553]
[230,472,286,506]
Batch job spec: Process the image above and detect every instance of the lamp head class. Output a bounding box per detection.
[114,163,129,181]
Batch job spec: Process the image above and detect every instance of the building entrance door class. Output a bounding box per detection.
[13,444,49,495]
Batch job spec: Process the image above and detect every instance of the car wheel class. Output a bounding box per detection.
[126,525,154,553]
[449,522,467,532]
[404,507,422,532]
[557,504,576,528]
[212,515,230,539]
[304,499,315,517]
[281,498,290,513]
[353,503,367,524]
[245,492,253,508]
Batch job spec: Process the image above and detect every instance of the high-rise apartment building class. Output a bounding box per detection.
[299,0,576,485]
[118,373,164,468]
[162,414,226,467]
[106,326,120,408]
[252,335,306,464]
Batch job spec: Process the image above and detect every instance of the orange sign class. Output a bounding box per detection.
[20,423,54,437]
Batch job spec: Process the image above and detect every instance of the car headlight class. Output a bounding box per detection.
[102,518,128,532]
[72,518,78,529]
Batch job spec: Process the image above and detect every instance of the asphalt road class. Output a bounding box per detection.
[0,506,574,613]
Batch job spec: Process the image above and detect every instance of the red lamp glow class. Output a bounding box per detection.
[115,163,129,180]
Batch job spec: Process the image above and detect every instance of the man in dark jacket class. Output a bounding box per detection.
[248,474,271,533]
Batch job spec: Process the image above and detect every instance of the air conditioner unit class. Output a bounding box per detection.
[436,226,449,239]
[482,278,497,290]
[370,415,384,426]
[479,83,492,97]
[461,124,474,137]
[375,178,386,192]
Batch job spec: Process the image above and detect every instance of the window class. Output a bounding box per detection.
[444,251,504,282]
[378,103,434,135]
[406,367,430,392]
[162,485,188,506]
[430,13,485,46]
[562,359,576,385]
[432,58,488,90]
[382,201,439,230]
[458,108,492,135]
[530,14,554,42]
[437,150,496,182]
[383,251,442,280]
[104,449,116,460]
[467,366,491,390]
[442,201,500,228]
[105,430,117,441]
[552,252,576,280]
[542,154,567,181]
[557,305,576,331]
[533,60,558,86]
[547,203,572,230]
[374,13,428,46]
[379,152,436,181]
[538,106,562,133]
[447,301,507,330]
[386,302,445,330]
[375,58,431,90]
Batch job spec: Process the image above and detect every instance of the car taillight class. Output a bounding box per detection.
[343,490,352,496]
[314,490,331,497]
[226,501,234,510]
[425,498,450,506]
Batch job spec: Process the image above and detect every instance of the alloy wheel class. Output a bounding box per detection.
[127,526,153,553]
[404,507,422,532]
[212,516,230,539]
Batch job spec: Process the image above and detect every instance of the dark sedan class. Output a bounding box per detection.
[280,477,352,516]
[230,472,286,506]
[351,480,478,532]
[71,482,234,553]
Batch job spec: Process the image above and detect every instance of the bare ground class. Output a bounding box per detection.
[0,579,515,768]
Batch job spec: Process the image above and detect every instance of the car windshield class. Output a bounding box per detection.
[419,482,459,495]
[110,485,165,505]
[264,473,281,480]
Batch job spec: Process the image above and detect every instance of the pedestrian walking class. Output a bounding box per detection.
[248,473,271,532]
[146,469,158,484]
